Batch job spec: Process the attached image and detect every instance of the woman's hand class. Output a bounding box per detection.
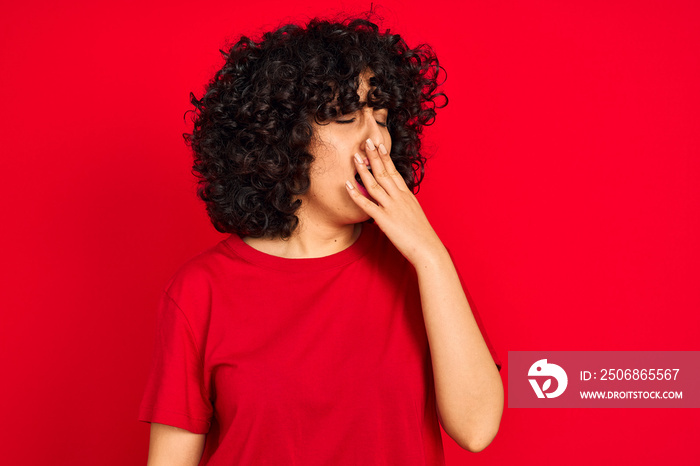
[345,138,448,267]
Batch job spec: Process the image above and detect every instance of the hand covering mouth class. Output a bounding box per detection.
[354,168,372,187]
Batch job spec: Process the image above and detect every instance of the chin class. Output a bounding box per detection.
[345,209,371,225]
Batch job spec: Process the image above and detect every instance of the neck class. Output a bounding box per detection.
[243,222,362,259]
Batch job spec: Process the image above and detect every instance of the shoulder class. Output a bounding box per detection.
[162,236,240,304]
[155,237,245,338]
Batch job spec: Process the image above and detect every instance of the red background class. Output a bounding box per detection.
[1,1,698,464]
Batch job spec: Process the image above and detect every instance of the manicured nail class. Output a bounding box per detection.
[345,180,355,190]
[366,138,376,150]
[378,143,388,155]
[354,153,363,164]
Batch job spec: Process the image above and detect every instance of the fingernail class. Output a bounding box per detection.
[366,138,376,150]
[378,143,388,155]
[345,180,355,190]
[354,153,363,164]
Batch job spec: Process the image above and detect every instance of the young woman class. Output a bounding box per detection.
[139,16,503,466]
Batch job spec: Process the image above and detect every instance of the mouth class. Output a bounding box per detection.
[354,167,374,200]
[354,167,372,188]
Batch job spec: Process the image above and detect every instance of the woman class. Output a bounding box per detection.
[139,16,503,465]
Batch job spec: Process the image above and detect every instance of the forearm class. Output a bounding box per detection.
[414,246,504,452]
[343,131,504,450]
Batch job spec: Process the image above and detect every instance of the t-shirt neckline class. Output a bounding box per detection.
[223,222,378,272]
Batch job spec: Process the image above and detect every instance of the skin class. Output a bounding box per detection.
[147,71,504,464]
[147,423,205,466]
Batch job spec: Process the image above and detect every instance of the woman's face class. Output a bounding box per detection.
[298,71,392,228]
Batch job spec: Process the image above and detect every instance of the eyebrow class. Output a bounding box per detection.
[357,100,387,109]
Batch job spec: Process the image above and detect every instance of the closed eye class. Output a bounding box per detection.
[335,118,388,127]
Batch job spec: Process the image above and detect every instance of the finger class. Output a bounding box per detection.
[365,138,401,195]
[345,179,382,217]
[354,152,391,205]
[376,143,410,192]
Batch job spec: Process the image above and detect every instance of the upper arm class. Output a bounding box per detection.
[147,422,206,466]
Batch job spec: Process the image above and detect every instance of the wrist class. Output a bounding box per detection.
[411,240,451,271]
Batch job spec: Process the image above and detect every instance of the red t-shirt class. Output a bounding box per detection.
[138,221,501,465]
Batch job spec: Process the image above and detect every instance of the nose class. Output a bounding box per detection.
[358,111,386,154]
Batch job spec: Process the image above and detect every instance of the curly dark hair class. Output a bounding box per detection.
[185,16,447,238]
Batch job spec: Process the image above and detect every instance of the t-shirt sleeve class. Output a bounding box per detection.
[445,246,503,373]
[138,290,213,434]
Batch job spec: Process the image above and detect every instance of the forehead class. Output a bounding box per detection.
[358,69,374,88]
[357,69,375,103]
[322,68,386,118]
